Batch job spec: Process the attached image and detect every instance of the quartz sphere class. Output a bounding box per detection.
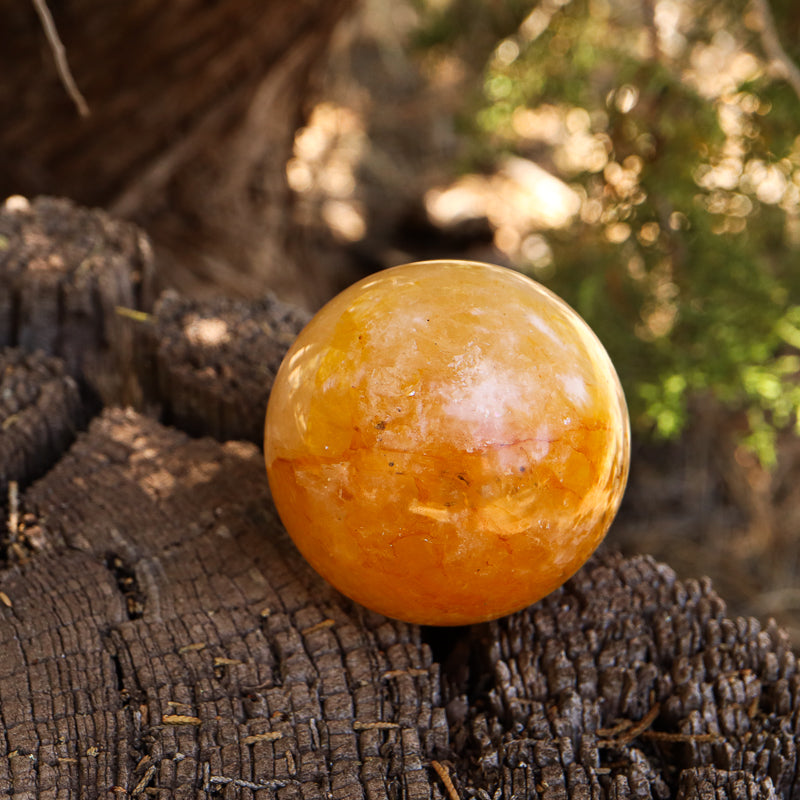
[265,260,629,625]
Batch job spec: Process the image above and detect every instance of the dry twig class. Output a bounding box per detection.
[598,703,662,748]
[30,0,90,117]
[352,721,400,730]
[115,306,153,325]
[431,760,461,800]
[7,481,19,539]
[161,714,202,726]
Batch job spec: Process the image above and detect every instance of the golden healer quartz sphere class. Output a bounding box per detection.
[265,260,630,626]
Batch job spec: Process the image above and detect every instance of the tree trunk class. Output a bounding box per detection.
[0,0,355,305]
[1,199,799,799]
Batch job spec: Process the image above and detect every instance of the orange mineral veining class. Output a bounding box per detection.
[265,260,630,625]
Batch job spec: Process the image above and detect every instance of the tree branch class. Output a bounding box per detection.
[752,0,800,104]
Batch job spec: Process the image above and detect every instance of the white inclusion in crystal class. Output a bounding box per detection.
[408,499,451,522]
[492,432,551,469]
[560,372,589,407]
[440,363,526,442]
[526,428,552,461]
[525,312,562,347]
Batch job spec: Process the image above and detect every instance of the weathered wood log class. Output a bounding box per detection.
[4,407,446,799]
[0,348,83,501]
[0,195,154,406]
[4,410,798,798]
[451,554,798,798]
[133,290,311,444]
[1,198,799,798]
[0,195,310,444]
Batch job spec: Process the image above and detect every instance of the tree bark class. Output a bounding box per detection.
[0,0,356,305]
[1,199,799,799]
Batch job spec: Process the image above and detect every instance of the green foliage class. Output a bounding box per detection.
[412,0,800,465]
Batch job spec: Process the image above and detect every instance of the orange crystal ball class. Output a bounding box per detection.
[265,260,630,625]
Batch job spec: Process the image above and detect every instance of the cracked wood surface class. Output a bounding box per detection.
[0,348,83,500]
[3,408,445,799]
[0,195,154,409]
[134,291,311,444]
[0,197,799,799]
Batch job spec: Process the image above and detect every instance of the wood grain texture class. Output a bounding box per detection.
[0,195,154,406]
[135,291,311,444]
[1,196,799,798]
[446,554,799,798]
[4,408,446,799]
[0,348,83,501]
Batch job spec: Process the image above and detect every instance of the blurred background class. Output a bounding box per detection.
[288,0,800,641]
[3,0,799,640]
